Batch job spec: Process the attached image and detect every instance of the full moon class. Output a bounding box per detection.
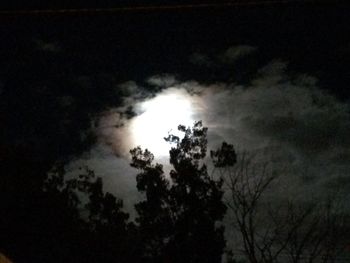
[130,88,195,158]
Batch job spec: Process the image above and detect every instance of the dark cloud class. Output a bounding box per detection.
[33,39,61,53]
[189,52,213,67]
[189,45,257,69]
[220,45,257,64]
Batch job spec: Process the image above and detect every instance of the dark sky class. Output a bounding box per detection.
[1,1,349,96]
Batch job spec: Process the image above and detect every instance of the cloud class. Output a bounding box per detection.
[199,65,350,203]
[185,61,350,158]
[220,45,257,63]
[189,52,213,67]
[252,60,288,86]
[34,39,61,52]
[58,95,75,108]
[117,81,141,98]
[189,45,257,69]
[68,51,350,218]
[146,74,179,88]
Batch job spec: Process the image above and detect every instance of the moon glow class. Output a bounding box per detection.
[130,88,195,158]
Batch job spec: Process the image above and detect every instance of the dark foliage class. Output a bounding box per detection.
[0,149,137,263]
[131,121,227,263]
[211,142,237,168]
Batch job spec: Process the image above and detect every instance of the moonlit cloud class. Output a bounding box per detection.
[68,50,350,216]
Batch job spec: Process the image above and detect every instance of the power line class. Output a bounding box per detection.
[0,0,339,16]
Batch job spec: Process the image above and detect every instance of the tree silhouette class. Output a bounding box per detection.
[44,165,138,263]
[130,121,227,263]
[0,150,137,263]
[130,147,171,262]
[3,120,347,263]
[211,149,348,263]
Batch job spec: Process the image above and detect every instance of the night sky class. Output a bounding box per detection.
[1,1,350,261]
